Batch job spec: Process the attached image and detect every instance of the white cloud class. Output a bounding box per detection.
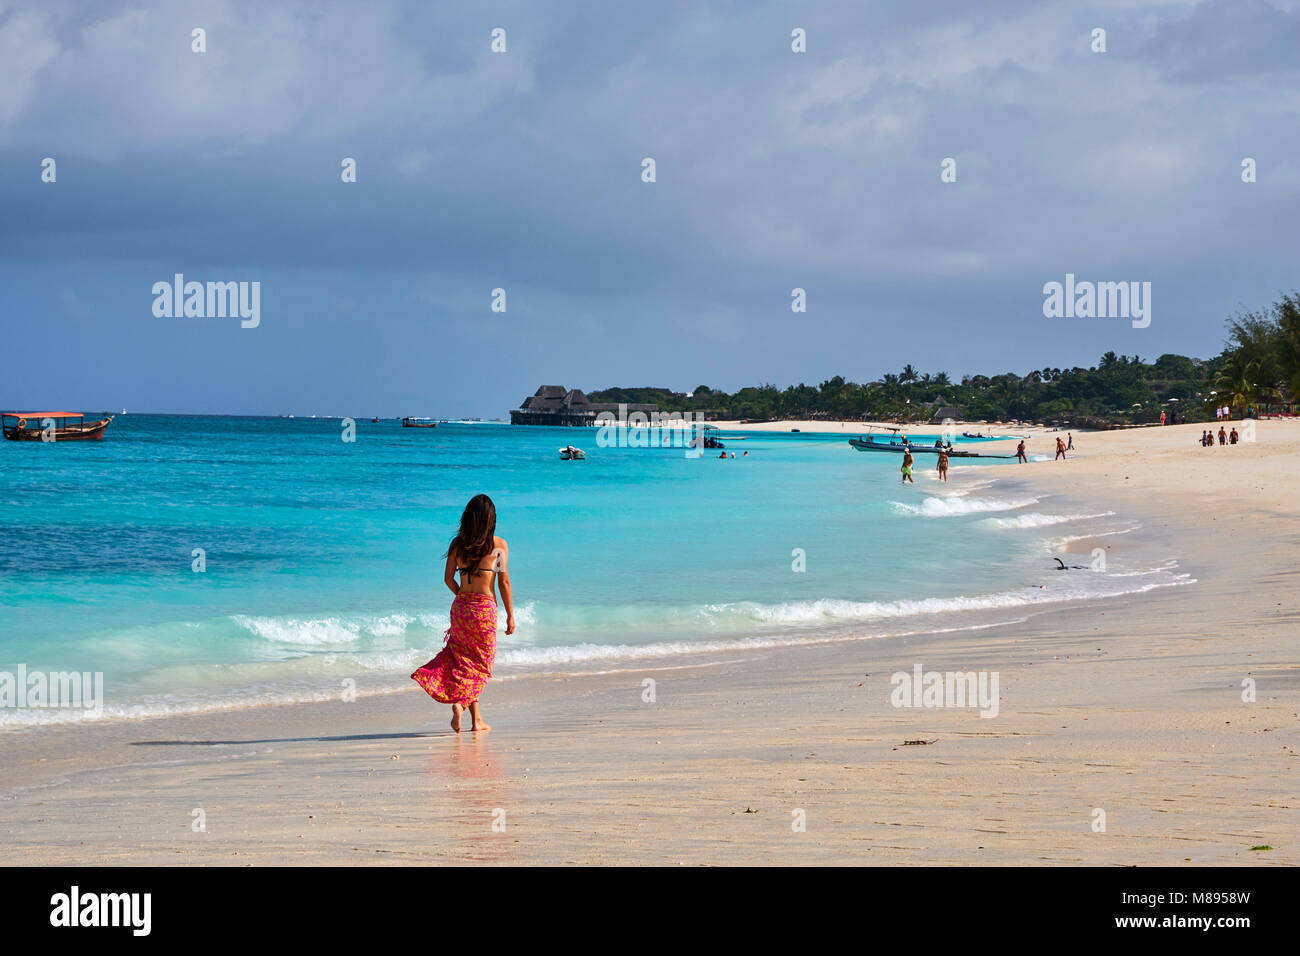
[0,5,59,125]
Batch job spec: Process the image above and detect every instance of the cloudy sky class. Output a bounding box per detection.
[1,0,1297,417]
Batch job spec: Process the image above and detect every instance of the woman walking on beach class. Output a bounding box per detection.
[411,494,514,733]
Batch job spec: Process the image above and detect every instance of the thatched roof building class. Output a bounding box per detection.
[511,385,658,425]
[928,405,964,424]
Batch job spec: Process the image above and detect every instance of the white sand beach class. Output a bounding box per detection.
[2,421,1296,865]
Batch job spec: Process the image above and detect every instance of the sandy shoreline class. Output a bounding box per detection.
[709,417,1046,436]
[2,421,1296,865]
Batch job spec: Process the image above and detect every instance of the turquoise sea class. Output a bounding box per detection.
[0,416,1189,727]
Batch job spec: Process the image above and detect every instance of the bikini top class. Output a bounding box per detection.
[458,552,503,578]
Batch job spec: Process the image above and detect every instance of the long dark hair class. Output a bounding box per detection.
[448,494,497,571]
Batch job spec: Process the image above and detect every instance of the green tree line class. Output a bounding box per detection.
[588,293,1299,426]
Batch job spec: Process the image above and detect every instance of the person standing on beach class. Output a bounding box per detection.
[1055,437,1066,460]
[937,447,949,482]
[1160,409,1166,425]
[901,448,915,483]
[1066,433,1073,450]
[1016,440,1027,463]
[411,494,515,733]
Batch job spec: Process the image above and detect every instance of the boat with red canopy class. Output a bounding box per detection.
[2,411,114,442]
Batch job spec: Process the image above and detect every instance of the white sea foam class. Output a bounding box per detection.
[942,478,998,497]
[231,602,538,646]
[1045,525,1143,548]
[890,495,1039,517]
[232,613,417,645]
[981,511,1115,529]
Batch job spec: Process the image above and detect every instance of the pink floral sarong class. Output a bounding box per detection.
[411,591,498,705]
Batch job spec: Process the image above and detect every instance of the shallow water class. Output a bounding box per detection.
[0,417,1188,726]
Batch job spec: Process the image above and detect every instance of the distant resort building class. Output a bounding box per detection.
[510,385,659,426]
[922,396,965,423]
[929,405,964,424]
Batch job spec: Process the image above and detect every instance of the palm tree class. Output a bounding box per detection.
[900,364,918,383]
[1209,353,1275,416]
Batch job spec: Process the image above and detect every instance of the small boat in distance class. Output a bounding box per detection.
[2,411,114,442]
[559,445,585,460]
[402,417,438,428]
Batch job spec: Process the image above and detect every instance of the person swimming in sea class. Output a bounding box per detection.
[411,494,514,733]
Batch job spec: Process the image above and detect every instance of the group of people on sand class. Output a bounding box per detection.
[1012,433,1073,464]
[1200,426,1240,447]
[902,431,1075,483]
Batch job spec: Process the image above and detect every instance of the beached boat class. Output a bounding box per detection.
[847,437,1014,459]
[401,417,438,428]
[559,445,585,460]
[849,436,952,455]
[2,411,114,442]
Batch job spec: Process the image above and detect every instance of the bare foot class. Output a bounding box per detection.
[468,702,490,732]
[450,703,463,733]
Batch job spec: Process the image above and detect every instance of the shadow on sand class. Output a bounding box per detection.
[130,732,452,746]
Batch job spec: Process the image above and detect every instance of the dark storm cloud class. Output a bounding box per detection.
[0,0,1296,415]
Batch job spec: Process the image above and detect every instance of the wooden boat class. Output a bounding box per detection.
[401,417,438,428]
[847,437,1015,459]
[2,411,114,442]
[559,445,585,460]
